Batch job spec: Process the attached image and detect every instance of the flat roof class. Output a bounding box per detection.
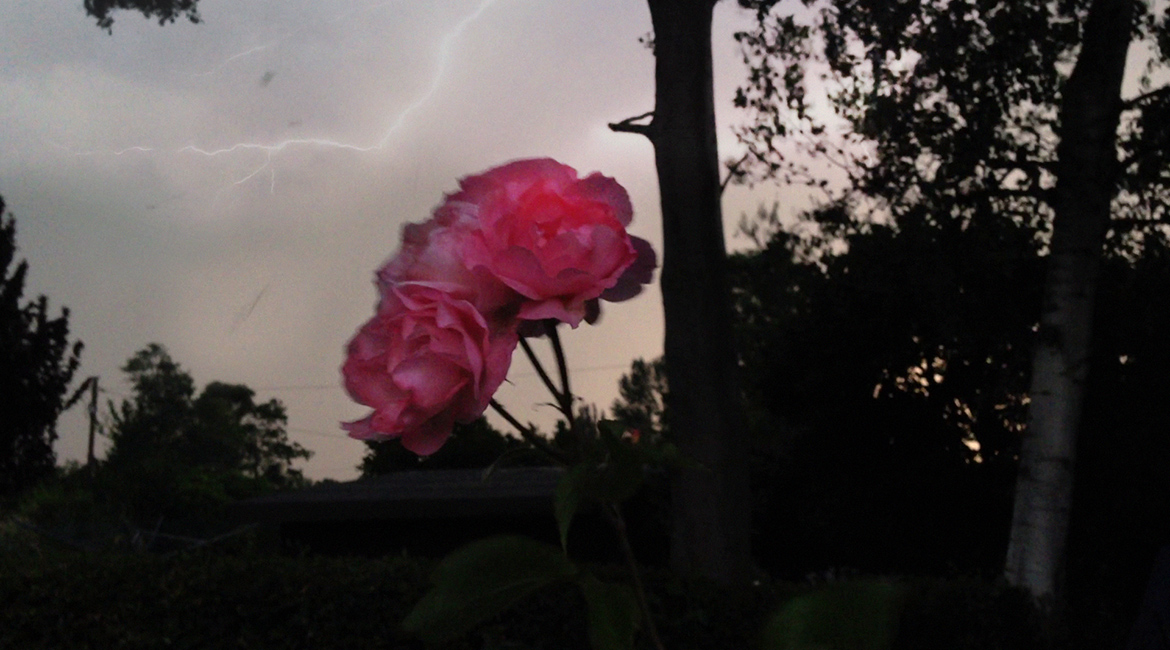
[231,467,563,523]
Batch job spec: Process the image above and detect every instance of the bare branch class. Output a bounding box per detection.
[1123,84,1170,110]
[608,111,655,138]
[721,152,750,195]
[1108,216,1170,231]
[983,158,1056,173]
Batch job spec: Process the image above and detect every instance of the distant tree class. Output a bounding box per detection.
[101,344,310,530]
[358,417,544,475]
[0,197,83,499]
[730,201,1170,601]
[610,357,668,438]
[84,0,199,32]
[734,0,1170,602]
[730,207,1042,576]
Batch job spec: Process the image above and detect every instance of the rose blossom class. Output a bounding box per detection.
[341,282,518,455]
[376,218,518,325]
[436,158,656,326]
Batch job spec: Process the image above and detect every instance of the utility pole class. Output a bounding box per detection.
[64,375,101,470]
[86,376,99,469]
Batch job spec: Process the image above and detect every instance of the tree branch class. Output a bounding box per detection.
[1123,84,1170,110]
[608,111,655,138]
[989,187,1053,201]
[604,504,666,650]
[1108,216,1170,231]
[982,158,1056,173]
[721,152,750,195]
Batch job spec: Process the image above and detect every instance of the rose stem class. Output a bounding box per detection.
[546,323,577,427]
[605,503,666,650]
[545,322,659,647]
[489,398,570,465]
[519,337,564,403]
[543,326,660,648]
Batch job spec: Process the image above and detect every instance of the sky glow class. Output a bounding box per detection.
[1,0,808,479]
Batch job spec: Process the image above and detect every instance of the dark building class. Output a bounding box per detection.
[232,467,567,557]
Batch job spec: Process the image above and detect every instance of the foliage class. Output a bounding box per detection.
[0,197,84,501]
[402,535,579,644]
[90,344,311,536]
[718,211,1170,644]
[731,0,1170,232]
[403,418,691,650]
[0,550,431,650]
[0,546,1050,650]
[726,0,1170,597]
[609,357,668,438]
[893,577,1044,650]
[359,417,546,475]
[712,208,1035,576]
[84,0,200,32]
[763,580,905,650]
[616,197,1170,608]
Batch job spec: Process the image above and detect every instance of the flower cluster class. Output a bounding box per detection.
[342,158,656,455]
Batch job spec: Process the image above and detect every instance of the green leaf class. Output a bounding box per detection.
[555,464,587,551]
[762,580,905,650]
[648,441,705,472]
[579,574,641,650]
[401,535,578,643]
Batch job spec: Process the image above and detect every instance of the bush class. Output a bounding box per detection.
[1,550,434,650]
[894,577,1045,650]
[0,548,1056,650]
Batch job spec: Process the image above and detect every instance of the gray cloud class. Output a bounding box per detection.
[2,0,798,479]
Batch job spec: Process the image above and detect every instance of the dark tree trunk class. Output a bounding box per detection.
[628,0,754,585]
[1005,0,1134,604]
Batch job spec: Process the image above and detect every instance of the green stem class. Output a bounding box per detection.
[605,504,666,650]
[519,336,565,403]
[489,399,570,465]
[547,322,574,419]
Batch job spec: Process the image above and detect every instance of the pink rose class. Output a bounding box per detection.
[376,218,518,324]
[440,158,656,326]
[341,282,518,455]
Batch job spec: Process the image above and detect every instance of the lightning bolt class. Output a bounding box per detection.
[59,0,501,200]
[192,42,279,77]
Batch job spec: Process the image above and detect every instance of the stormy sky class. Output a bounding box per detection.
[1,0,816,479]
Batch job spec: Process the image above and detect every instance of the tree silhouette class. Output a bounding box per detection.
[359,416,543,475]
[729,206,1041,576]
[84,0,199,32]
[734,0,1170,602]
[101,344,311,530]
[610,357,668,439]
[609,0,755,585]
[0,196,83,499]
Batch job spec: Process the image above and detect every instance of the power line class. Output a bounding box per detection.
[287,426,346,440]
[252,363,635,392]
[254,384,342,391]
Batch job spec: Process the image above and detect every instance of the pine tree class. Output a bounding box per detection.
[0,196,84,498]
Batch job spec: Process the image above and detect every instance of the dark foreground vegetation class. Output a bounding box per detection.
[0,528,1046,650]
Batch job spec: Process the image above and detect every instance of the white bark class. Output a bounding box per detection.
[1004,0,1134,603]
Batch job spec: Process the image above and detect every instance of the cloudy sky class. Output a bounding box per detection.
[1,0,813,480]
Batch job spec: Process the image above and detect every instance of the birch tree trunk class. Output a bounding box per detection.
[1005,0,1134,604]
[612,0,754,585]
